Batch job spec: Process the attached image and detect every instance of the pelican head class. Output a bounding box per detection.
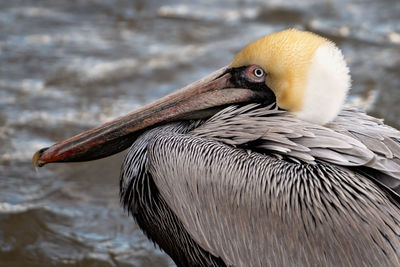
[33,29,351,166]
[231,29,351,125]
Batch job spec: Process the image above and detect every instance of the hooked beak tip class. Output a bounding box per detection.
[32,147,49,169]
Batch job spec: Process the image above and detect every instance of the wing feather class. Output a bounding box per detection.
[147,133,400,267]
[191,104,400,193]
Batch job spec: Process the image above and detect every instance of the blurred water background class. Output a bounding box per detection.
[0,0,399,266]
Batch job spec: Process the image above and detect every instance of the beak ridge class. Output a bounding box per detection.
[33,66,263,166]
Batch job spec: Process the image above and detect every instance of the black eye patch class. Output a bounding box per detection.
[222,66,276,105]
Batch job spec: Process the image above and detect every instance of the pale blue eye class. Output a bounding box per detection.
[254,68,264,78]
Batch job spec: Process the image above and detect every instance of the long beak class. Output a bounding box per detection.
[33,66,263,167]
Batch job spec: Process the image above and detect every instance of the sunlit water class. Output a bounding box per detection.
[1,0,399,266]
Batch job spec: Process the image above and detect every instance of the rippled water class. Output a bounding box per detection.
[1,0,399,266]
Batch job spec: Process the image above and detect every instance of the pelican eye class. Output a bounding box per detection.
[253,68,264,78]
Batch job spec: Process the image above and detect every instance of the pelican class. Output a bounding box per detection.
[33,29,400,266]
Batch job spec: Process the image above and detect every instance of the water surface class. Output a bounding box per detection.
[1,0,399,266]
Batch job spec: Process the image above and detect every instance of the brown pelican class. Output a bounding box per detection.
[33,29,400,266]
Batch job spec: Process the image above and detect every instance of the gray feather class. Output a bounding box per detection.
[121,104,400,266]
[147,133,400,267]
[191,104,400,192]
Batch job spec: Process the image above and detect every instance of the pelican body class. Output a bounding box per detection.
[33,30,400,266]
